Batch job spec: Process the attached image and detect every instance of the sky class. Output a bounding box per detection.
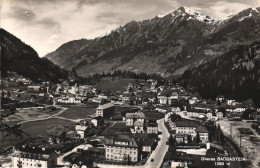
[1,0,260,57]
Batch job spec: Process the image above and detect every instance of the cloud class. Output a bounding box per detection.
[36,18,61,29]
[203,1,252,19]
[7,6,36,22]
[177,0,258,19]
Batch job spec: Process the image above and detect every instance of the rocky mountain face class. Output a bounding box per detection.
[1,28,68,82]
[45,7,260,77]
[180,41,260,106]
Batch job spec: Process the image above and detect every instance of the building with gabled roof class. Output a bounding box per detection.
[125,112,145,126]
[96,102,115,118]
[105,135,139,163]
[12,146,57,168]
[175,120,208,142]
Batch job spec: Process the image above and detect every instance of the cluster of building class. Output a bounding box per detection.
[8,76,260,168]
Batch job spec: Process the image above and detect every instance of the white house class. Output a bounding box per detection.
[125,112,145,126]
[12,146,57,168]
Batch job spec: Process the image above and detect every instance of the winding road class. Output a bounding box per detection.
[96,118,170,168]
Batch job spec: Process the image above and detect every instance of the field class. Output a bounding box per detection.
[95,77,138,91]
[20,118,75,136]
[5,107,63,124]
[0,118,75,149]
[58,106,96,119]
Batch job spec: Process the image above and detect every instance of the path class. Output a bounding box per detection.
[57,144,92,166]
[17,107,68,125]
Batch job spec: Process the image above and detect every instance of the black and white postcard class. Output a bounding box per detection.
[1,0,260,167]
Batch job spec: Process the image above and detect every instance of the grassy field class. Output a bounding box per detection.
[95,77,138,91]
[5,108,63,123]
[0,118,75,148]
[58,107,96,119]
[20,118,75,137]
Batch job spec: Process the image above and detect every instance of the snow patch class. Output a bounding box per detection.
[173,6,223,25]
[157,14,166,18]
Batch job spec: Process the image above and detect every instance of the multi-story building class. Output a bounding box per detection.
[105,135,138,163]
[158,95,168,105]
[146,122,158,134]
[12,146,57,168]
[131,120,144,133]
[96,102,115,118]
[91,116,103,127]
[196,126,209,142]
[75,120,89,138]
[175,120,208,142]
[216,111,223,119]
[125,112,145,126]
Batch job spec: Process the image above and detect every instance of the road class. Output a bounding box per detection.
[145,118,170,168]
[57,144,92,166]
[96,118,170,168]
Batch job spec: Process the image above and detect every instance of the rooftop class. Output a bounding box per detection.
[107,135,138,148]
[176,120,199,127]
[125,112,145,119]
[196,125,208,133]
[96,102,114,110]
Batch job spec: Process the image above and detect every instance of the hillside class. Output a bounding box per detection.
[45,7,260,77]
[180,41,260,107]
[0,28,68,82]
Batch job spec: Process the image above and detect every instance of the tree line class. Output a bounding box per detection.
[179,41,260,107]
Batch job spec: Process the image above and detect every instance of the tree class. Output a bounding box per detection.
[1,90,4,98]
[0,106,28,142]
[7,91,11,98]
[187,134,192,144]
[196,132,201,144]
[168,135,174,145]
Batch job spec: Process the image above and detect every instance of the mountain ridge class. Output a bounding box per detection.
[44,6,260,77]
[1,28,68,82]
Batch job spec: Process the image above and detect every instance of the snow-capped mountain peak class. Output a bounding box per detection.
[224,7,260,23]
[171,6,223,25]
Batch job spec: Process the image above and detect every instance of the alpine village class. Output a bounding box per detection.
[1,6,260,168]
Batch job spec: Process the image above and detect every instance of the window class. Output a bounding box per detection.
[107,154,109,157]
[107,149,109,152]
